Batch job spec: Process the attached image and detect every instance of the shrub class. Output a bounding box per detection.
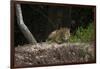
[69,23,95,42]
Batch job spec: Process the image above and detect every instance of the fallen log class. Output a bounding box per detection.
[14,42,95,67]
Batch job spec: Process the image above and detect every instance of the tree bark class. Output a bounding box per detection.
[16,4,37,44]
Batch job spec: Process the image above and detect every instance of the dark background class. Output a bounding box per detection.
[14,3,95,46]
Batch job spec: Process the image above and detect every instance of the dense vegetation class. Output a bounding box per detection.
[69,23,95,43]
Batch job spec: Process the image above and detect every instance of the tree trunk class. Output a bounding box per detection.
[16,4,37,44]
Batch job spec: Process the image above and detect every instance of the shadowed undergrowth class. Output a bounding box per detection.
[69,23,95,42]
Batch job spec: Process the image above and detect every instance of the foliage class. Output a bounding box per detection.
[69,23,95,42]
